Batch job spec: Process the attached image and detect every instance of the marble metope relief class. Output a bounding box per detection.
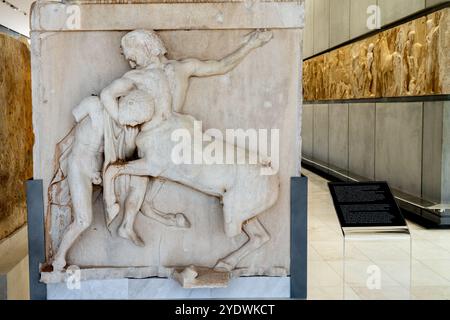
[0,33,33,241]
[45,29,281,287]
[303,7,450,101]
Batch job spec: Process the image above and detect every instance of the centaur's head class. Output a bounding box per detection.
[121,30,167,69]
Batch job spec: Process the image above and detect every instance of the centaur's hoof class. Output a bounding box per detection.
[52,258,66,272]
[214,259,234,272]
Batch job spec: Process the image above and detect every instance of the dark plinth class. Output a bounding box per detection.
[290,176,308,299]
[26,180,47,300]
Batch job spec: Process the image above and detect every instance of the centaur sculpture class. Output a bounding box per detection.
[51,29,279,275]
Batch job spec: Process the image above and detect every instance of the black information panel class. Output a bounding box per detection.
[328,182,407,228]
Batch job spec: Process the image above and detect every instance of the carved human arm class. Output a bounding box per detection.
[100,77,135,122]
[72,102,89,122]
[181,30,273,77]
[72,96,103,123]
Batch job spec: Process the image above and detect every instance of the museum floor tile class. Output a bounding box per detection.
[303,168,450,300]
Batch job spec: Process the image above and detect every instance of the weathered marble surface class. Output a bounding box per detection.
[0,33,33,241]
[303,7,450,101]
[47,277,290,299]
[31,1,304,31]
[31,2,304,283]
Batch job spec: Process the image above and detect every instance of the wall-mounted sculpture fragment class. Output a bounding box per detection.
[31,1,304,288]
[303,7,450,101]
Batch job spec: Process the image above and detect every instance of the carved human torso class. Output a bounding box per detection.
[162,60,191,113]
[122,60,191,118]
[69,96,104,183]
[72,96,104,154]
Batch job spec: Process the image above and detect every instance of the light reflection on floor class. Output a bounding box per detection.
[304,168,450,300]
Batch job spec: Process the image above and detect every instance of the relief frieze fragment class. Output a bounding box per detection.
[303,8,450,101]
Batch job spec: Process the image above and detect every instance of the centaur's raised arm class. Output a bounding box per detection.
[180,30,273,78]
[100,77,135,122]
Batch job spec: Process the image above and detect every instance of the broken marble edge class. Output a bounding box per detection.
[172,267,230,288]
[40,266,174,284]
[30,1,305,31]
[40,266,289,284]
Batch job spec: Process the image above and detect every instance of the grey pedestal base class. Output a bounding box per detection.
[47,277,290,300]
[29,177,308,300]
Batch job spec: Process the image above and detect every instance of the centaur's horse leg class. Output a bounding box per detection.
[140,178,191,229]
[213,169,278,272]
[105,160,275,273]
[214,218,270,272]
[117,176,148,247]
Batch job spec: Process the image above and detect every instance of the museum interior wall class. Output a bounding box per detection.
[302,0,450,225]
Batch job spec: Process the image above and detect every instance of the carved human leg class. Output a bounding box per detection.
[118,176,149,247]
[104,159,155,219]
[52,165,93,271]
[214,218,270,272]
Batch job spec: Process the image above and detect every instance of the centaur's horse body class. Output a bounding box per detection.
[105,112,280,271]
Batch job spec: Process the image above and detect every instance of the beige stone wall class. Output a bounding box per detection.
[303,7,450,101]
[0,33,33,241]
